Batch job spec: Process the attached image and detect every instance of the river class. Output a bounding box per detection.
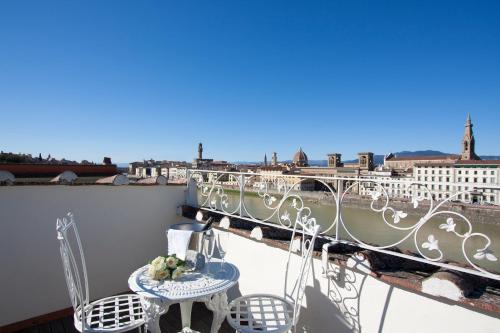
[197,189,500,273]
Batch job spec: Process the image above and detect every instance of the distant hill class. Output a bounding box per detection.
[342,155,385,166]
[234,150,500,167]
[117,163,130,168]
[480,155,500,160]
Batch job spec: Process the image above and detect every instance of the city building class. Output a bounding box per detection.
[298,150,375,193]
[292,147,309,167]
[192,142,214,169]
[0,157,118,181]
[413,160,499,204]
[271,152,278,166]
[376,115,499,205]
[384,153,460,171]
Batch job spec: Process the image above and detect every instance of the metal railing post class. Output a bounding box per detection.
[239,173,245,217]
[185,169,191,204]
[186,170,198,207]
[335,179,343,241]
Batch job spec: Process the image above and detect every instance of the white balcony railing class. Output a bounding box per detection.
[186,169,500,281]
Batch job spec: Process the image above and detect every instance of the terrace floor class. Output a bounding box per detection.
[17,303,234,333]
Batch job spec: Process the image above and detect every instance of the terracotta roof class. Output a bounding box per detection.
[456,160,500,165]
[0,163,117,177]
[415,159,500,167]
[414,162,455,167]
[259,166,286,171]
[385,155,459,161]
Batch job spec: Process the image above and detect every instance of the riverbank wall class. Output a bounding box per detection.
[220,187,500,225]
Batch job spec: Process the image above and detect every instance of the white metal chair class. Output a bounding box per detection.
[226,212,321,333]
[56,212,145,333]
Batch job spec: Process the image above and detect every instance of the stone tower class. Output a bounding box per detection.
[461,114,480,160]
[358,152,374,171]
[327,153,342,168]
[198,143,203,160]
[272,152,278,166]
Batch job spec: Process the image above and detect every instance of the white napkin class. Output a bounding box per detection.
[167,229,193,261]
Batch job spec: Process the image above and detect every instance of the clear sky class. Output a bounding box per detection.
[1,1,499,163]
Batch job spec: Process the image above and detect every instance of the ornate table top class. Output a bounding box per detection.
[128,260,240,302]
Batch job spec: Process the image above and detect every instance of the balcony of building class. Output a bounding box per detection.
[1,171,499,333]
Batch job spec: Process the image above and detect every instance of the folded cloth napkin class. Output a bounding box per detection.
[167,229,193,261]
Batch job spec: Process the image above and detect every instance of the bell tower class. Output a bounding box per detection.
[198,143,203,160]
[272,152,278,166]
[358,152,374,171]
[461,114,480,160]
[327,153,342,168]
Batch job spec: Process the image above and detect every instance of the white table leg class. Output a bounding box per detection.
[180,301,194,328]
[204,292,229,333]
[140,297,169,333]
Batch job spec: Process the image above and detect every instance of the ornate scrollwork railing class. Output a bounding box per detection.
[186,169,500,280]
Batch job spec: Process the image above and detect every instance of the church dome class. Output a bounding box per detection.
[293,148,308,166]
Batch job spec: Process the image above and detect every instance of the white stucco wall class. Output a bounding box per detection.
[0,185,186,326]
[219,230,500,333]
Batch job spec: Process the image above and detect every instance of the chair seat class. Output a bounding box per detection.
[226,294,294,333]
[74,294,145,333]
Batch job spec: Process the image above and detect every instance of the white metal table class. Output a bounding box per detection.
[128,260,239,333]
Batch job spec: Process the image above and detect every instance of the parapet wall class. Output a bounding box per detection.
[0,185,186,327]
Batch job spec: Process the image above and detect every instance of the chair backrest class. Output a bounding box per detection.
[283,209,321,325]
[56,212,89,327]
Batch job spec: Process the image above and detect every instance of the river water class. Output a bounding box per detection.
[197,190,500,273]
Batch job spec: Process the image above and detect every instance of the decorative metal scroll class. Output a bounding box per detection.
[187,170,500,280]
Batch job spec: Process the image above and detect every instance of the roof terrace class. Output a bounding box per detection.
[1,170,499,333]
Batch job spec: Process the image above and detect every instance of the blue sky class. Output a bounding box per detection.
[0,1,499,163]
